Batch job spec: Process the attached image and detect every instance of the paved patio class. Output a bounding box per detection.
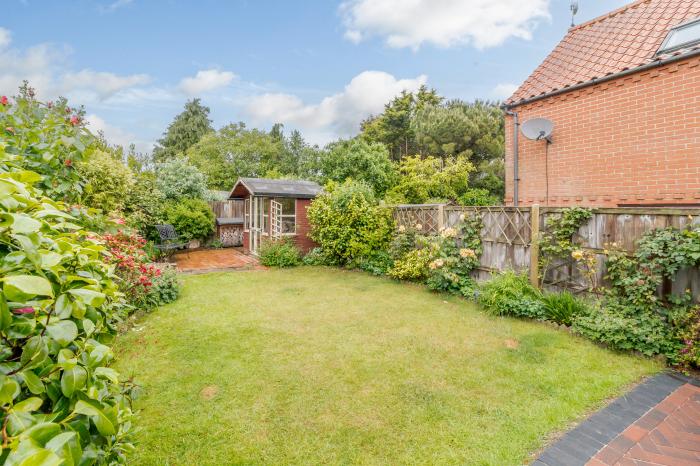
[172,248,262,273]
[534,372,700,466]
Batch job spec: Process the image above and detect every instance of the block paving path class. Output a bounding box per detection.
[534,373,700,466]
[173,248,263,273]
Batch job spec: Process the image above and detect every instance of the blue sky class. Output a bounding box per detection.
[3,0,628,151]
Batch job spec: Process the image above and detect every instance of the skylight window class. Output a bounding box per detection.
[658,18,700,54]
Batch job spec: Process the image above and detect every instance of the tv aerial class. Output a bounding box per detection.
[520,118,554,143]
[570,1,579,27]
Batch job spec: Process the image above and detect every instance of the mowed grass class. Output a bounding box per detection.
[114,267,660,465]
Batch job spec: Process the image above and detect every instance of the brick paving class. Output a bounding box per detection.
[172,248,262,273]
[534,373,700,466]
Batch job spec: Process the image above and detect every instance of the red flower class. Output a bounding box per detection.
[64,159,72,167]
[69,115,80,126]
[5,127,14,134]
[13,307,35,315]
[114,218,126,225]
[0,96,8,106]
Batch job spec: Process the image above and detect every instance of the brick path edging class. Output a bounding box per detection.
[533,372,700,466]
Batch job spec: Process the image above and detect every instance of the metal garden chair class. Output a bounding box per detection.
[154,224,187,259]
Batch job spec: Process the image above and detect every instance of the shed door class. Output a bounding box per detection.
[271,199,283,239]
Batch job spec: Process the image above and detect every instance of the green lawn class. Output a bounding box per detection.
[115,267,660,465]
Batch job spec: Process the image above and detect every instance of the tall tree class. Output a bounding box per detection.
[360,85,442,160]
[319,139,397,196]
[153,99,213,162]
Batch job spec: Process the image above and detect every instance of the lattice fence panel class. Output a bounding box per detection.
[393,204,442,235]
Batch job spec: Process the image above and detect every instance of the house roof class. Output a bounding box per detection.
[229,177,322,199]
[507,0,700,106]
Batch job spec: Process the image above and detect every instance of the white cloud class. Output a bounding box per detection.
[100,0,134,13]
[340,0,550,50]
[61,70,150,99]
[492,83,519,99]
[0,27,11,49]
[85,114,152,154]
[246,70,427,144]
[178,69,237,96]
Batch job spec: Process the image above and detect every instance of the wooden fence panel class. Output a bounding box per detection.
[393,204,700,298]
[209,200,244,219]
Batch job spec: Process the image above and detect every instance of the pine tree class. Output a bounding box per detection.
[153,99,213,162]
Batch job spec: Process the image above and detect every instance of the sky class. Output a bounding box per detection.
[2,0,630,152]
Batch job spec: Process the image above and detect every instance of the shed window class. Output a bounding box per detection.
[275,198,296,234]
[658,18,700,54]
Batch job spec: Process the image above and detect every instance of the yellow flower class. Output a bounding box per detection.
[415,224,423,231]
[441,227,457,238]
[459,213,465,221]
[460,248,476,259]
[571,250,584,261]
[398,225,406,233]
[429,259,445,270]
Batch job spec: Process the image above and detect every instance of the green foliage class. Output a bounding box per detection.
[78,150,135,214]
[356,251,393,276]
[478,271,545,319]
[458,188,500,206]
[153,99,213,162]
[307,180,394,265]
[387,247,433,281]
[542,291,588,326]
[186,123,290,190]
[145,266,181,307]
[425,215,483,297]
[360,85,442,160]
[385,155,474,204]
[258,239,301,267]
[122,173,167,241]
[319,139,397,196]
[0,86,93,201]
[538,208,593,287]
[0,162,135,462]
[573,225,700,366]
[302,248,332,266]
[163,198,215,242]
[155,158,208,201]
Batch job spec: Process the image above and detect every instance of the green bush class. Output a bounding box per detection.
[0,166,135,462]
[458,188,499,206]
[123,173,167,241]
[78,150,135,214]
[307,180,394,265]
[145,265,181,307]
[541,291,588,326]
[163,198,215,242]
[302,248,332,266]
[478,271,545,319]
[388,248,434,281]
[356,251,393,276]
[258,239,301,267]
[155,158,208,201]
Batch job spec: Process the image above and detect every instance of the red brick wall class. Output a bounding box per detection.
[505,55,700,207]
[291,198,317,253]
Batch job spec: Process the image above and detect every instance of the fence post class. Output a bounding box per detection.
[529,204,541,288]
[437,204,445,231]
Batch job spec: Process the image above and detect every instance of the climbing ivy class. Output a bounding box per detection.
[538,207,593,288]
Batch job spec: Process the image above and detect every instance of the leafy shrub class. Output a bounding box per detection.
[0,167,135,462]
[0,86,93,201]
[478,271,545,319]
[163,198,215,242]
[389,227,419,261]
[155,158,208,201]
[302,248,332,266]
[425,215,482,297]
[307,180,394,265]
[258,239,301,267]
[388,248,434,281]
[123,173,167,241]
[78,150,135,214]
[145,265,181,307]
[356,251,393,276]
[102,230,180,310]
[458,188,499,206]
[541,291,587,326]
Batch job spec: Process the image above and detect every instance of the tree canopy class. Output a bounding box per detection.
[318,139,397,196]
[153,99,213,162]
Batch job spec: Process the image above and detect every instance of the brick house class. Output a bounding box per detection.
[228,178,321,255]
[503,0,700,207]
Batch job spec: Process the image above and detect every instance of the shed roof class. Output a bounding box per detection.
[229,177,322,199]
[507,0,700,106]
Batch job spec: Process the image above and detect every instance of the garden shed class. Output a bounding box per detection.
[228,177,322,255]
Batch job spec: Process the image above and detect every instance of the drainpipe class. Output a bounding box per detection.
[504,109,519,206]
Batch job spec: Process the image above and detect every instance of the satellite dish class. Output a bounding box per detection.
[521,118,554,142]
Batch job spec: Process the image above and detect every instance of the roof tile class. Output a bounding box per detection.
[507,0,700,104]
